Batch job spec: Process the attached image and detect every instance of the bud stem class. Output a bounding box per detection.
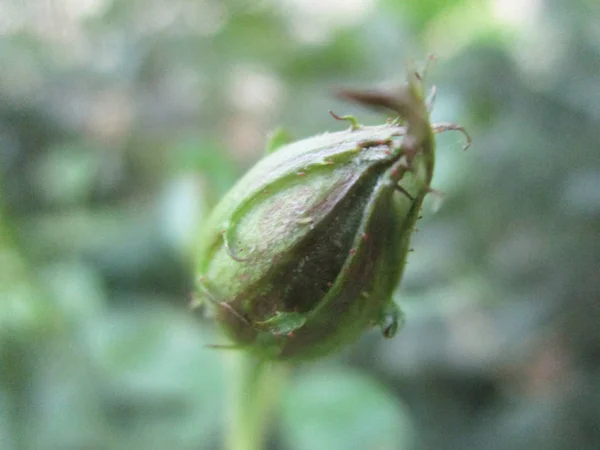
[226,353,287,450]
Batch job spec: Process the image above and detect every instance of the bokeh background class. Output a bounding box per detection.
[1,0,600,449]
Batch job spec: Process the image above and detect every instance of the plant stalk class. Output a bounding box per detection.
[226,352,286,450]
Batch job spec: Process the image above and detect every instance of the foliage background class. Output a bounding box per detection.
[1,0,599,449]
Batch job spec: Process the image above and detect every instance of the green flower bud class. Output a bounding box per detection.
[195,71,469,360]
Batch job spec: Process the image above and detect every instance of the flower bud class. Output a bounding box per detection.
[195,71,468,360]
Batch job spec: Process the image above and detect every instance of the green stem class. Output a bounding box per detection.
[226,352,286,450]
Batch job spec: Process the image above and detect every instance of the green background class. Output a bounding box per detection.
[1,0,599,449]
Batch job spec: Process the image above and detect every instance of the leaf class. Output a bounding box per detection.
[265,128,293,154]
[281,367,414,450]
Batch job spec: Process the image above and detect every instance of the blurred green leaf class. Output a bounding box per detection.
[265,127,293,154]
[281,367,414,450]
[382,0,469,30]
[171,137,238,199]
[86,306,226,450]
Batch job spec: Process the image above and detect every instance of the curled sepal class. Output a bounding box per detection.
[256,312,307,336]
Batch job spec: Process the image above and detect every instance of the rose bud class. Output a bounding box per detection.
[195,70,469,360]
